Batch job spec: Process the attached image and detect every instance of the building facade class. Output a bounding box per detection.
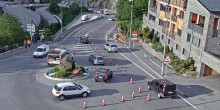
[143,0,220,76]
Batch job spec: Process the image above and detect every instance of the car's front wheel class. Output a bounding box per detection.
[82,92,88,98]
[58,95,65,101]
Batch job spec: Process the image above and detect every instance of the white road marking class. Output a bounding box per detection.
[178,95,199,110]
[77,51,94,53]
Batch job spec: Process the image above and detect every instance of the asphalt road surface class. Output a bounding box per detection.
[0,15,196,110]
[36,7,58,25]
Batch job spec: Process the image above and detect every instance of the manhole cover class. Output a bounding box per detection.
[198,98,206,101]
[206,92,215,96]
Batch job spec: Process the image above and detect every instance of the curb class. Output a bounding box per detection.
[44,72,90,81]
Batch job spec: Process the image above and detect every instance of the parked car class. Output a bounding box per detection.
[81,15,88,21]
[33,44,49,58]
[80,36,89,44]
[104,42,110,50]
[108,17,115,21]
[107,44,118,53]
[147,79,177,98]
[52,82,90,101]
[95,68,113,82]
[89,54,105,65]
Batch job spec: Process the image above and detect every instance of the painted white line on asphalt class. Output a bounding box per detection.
[124,44,163,79]
[77,51,94,53]
[178,95,199,110]
[118,51,156,79]
[149,57,161,68]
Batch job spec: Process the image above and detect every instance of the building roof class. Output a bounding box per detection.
[198,0,220,12]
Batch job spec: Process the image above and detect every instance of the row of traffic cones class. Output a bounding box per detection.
[83,93,150,109]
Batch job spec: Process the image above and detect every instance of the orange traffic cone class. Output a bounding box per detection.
[95,47,97,50]
[83,101,86,109]
[116,64,118,69]
[109,59,112,64]
[102,53,104,57]
[102,99,105,106]
[121,95,124,102]
[131,91,135,98]
[138,86,141,93]
[130,78,133,84]
[146,94,150,101]
[91,42,93,46]
[122,70,125,76]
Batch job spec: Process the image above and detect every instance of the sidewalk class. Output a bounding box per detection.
[127,41,220,110]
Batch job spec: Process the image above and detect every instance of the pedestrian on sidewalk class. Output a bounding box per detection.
[27,39,31,48]
[71,52,74,61]
[24,40,27,48]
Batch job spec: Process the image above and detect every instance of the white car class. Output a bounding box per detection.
[52,82,90,101]
[33,44,49,58]
[105,43,118,52]
[104,42,110,50]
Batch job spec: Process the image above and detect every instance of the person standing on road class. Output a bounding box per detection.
[24,40,27,48]
[71,52,74,61]
[27,39,31,48]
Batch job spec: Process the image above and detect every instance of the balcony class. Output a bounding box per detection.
[168,32,175,40]
[149,6,157,13]
[188,23,204,35]
[170,0,187,9]
[159,0,170,3]
[171,15,177,22]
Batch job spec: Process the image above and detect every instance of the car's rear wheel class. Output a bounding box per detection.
[147,85,151,90]
[58,95,65,101]
[82,92,88,98]
[157,93,162,98]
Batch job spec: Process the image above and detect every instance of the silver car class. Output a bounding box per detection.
[89,54,105,65]
[107,44,118,53]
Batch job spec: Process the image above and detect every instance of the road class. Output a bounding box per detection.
[3,5,41,29]
[36,7,58,25]
[0,13,199,110]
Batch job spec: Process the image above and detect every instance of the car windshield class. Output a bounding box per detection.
[98,69,107,73]
[36,48,45,52]
[73,83,83,89]
[97,57,103,60]
[97,72,105,77]
[111,45,117,47]
[54,85,62,91]
[81,37,88,40]
[48,55,59,59]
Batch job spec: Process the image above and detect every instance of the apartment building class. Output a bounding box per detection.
[143,0,220,76]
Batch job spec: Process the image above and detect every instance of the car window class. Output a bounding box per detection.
[36,48,45,52]
[111,45,117,47]
[70,86,77,90]
[48,55,59,59]
[97,57,103,60]
[54,85,62,91]
[63,86,71,91]
[106,44,109,46]
[159,84,164,89]
[98,69,107,73]
[97,72,105,77]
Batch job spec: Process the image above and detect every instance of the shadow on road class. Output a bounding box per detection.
[110,73,146,83]
[118,48,140,53]
[89,89,119,97]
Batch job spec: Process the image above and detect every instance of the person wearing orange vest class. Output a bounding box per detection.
[27,40,31,48]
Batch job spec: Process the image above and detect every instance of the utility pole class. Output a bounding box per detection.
[161,5,169,76]
[129,0,133,48]
[81,0,82,15]
[61,7,63,34]
[29,4,33,43]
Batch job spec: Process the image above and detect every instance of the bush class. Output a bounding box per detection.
[51,66,59,72]
[56,69,67,77]
[155,44,164,52]
[58,59,72,71]
[152,34,158,44]
[76,66,85,72]
[144,38,151,43]
[72,60,76,70]
[165,46,170,54]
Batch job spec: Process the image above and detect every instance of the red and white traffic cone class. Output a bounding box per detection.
[83,101,86,109]
[102,99,105,106]
[73,41,75,44]
[91,42,93,46]
[138,86,142,93]
[122,70,125,76]
[116,64,118,69]
[146,94,150,101]
[102,53,104,57]
[130,78,133,84]
[95,47,97,50]
[109,59,112,64]
[121,95,124,102]
[131,91,135,98]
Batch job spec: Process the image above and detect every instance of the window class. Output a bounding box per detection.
[70,86,77,90]
[149,14,156,22]
[179,11,184,19]
[162,35,164,39]
[168,39,170,44]
[174,8,177,16]
[182,48,189,56]
[63,86,71,91]
[187,33,201,47]
[176,44,181,52]
[159,19,170,27]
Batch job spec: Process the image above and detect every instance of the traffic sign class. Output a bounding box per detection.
[85,67,89,72]
[131,31,138,40]
[115,28,118,32]
[163,55,172,63]
[144,54,148,60]
[48,69,51,73]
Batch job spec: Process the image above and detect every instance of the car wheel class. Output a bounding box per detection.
[82,92,88,98]
[95,79,98,82]
[157,93,162,98]
[58,95,65,101]
[147,85,151,90]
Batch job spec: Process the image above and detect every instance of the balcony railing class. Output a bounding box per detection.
[171,15,177,22]
[170,0,187,8]
[149,6,157,13]
[165,12,170,19]
[188,23,204,35]
[159,0,170,3]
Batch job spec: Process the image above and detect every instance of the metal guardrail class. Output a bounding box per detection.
[0,42,24,54]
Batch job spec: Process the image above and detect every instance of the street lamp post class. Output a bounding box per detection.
[60,7,63,34]
[129,0,134,48]
[29,4,33,43]
[81,0,82,15]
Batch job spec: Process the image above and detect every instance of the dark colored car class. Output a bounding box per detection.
[80,36,89,44]
[95,68,113,83]
[147,79,177,98]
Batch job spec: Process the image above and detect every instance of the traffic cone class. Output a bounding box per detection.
[131,91,135,98]
[109,59,112,64]
[146,94,150,101]
[102,99,105,106]
[130,78,133,84]
[91,42,93,46]
[121,95,124,102]
[91,36,92,40]
[83,101,86,109]
[102,53,104,57]
[122,70,125,76]
[95,47,97,50]
[116,64,118,69]
[138,86,141,93]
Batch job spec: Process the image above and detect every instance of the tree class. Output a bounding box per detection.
[0,12,29,47]
[43,28,52,41]
[48,1,60,14]
[152,34,158,44]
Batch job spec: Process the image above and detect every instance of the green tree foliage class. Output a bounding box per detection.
[0,12,29,48]
[152,34,158,44]
[43,28,52,41]
[48,1,60,14]
[48,22,61,35]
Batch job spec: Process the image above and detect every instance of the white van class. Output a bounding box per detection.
[47,48,68,66]
[104,10,109,15]
[33,44,49,58]
[81,15,88,21]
